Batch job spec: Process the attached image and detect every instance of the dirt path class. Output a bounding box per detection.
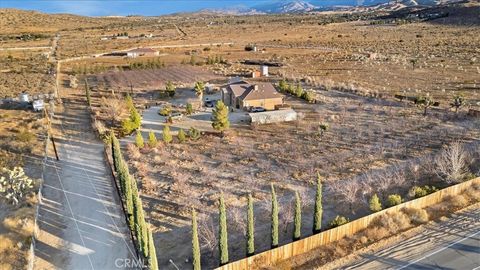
[34,92,137,269]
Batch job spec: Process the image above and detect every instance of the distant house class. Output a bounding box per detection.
[222,81,283,111]
[126,48,159,58]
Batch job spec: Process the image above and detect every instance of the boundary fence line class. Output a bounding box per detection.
[216,177,480,270]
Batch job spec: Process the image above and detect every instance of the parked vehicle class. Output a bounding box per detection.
[205,100,218,107]
[251,106,266,113]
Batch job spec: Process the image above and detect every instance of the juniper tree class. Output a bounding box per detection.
[147,225,158,270]
[313,173,323,233]
[219,193,229,265]
[246,194,255,256]
[135,130,144,148]
[271,184,279,248]
[163,125,172,143]
[148,131,157,148]
[369,194,382,212]
[192,209,201,270]
[211,100,230,135]
[177,129,186,143]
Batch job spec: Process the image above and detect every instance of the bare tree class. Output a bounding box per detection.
[99,96,126,125]
[333,179,361,213]
[198,214,217,257]
[228,207,246,235]
[280,198,295,234]
[435,142,469,184]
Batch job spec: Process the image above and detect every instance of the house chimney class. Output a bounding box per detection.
[253,85,259,91]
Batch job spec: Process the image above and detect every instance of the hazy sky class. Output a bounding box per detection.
[0,1,275,16]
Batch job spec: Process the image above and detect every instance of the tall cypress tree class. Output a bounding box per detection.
[313,173,323,233]
[132,179,148,257]
[192,209,201,270]
[125,175,134,230]
[219,193,229,265]
[246,194,255,256]
[147,225,158,270]
[118,159,129,196]
[271,184,279,248]
[85,79,91,106]
[293,191,302,241]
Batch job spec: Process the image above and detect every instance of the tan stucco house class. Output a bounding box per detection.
[222,81,283,111]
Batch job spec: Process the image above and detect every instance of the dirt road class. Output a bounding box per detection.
[342,206,480,270]
[34,95,137,269]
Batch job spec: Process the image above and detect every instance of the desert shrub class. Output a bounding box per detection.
[16,129,35,143]
[387,194,403,207]
[186,103,194,115]
[135,130,144,148]
[409,185,437,198]
[189,127,201,141]
[329,215,349,228]
[159,106,172,116]
[163,125,172,143]
[127,143,141,160]
[177,129,186,143]
[373,212,411,234]
[446,195,468,209]
[464,187,480,202]
[148,131,157,148]
[402,207,429,225]
[0,167,34,205]
[369,194,382,212]
[302,91,315,103]
[364,226,389,242]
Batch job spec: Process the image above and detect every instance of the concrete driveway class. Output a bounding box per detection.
[34,98,138,269]
[127,92,250,143]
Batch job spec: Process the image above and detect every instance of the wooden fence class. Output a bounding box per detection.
[216,177,480,270]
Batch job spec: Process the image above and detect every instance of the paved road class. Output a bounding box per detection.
[34,97,137,269]
[343,206,480,270]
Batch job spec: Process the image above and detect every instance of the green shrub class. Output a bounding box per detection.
[135,130,144,148]
[177,129,186,143]
[369,194,382,212]
[16,129,35,143]
[302,91,315,103]
[387,194,403,207]
[186,103,194,115]
[159,106,171,116]
[329,215,349,228]
[163,125,172,143]
[148,131,157,148]
[409,185,437,198]
[188,127,201,140]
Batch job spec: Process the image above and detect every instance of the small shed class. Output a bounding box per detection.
[261,65,269,77]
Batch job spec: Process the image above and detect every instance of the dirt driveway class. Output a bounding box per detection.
[34,95,137,269]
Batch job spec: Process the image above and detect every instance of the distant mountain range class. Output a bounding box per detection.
[201,0,461,15]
